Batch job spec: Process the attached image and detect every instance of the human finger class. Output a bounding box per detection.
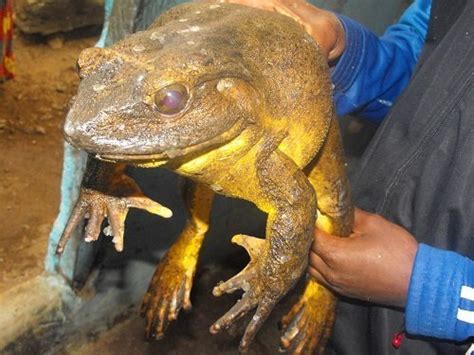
[217,0,276,11]
[309,250,333,277]
[307,265,330,289]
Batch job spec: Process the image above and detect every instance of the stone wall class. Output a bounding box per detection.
[14,0,104,35]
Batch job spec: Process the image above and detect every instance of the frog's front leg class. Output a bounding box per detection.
[210,148,317,353]
[56,157,172,254]
[280,118,354,355]
[141,181,214,339]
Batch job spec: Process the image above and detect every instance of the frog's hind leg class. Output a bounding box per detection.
[280,117,354,354]
[141,179,214,339]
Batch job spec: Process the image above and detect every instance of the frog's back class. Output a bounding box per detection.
[127,3,334,167]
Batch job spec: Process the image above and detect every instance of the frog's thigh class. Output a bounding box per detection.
[305,117,353,236]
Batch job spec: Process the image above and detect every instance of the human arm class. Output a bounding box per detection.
[218,0,431,123]
[217,0,345,61]
[333,0,431,122]
[310,208,474,341]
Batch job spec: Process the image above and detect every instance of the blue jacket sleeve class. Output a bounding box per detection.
[331,0,431,123]
[405,244,474,341]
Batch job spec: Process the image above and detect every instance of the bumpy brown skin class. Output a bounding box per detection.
[58,3,353,354]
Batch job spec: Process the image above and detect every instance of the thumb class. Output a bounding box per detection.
[312,227,342,260]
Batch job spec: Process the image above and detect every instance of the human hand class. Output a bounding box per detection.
[309,208,418,307]
[216,0,345,62]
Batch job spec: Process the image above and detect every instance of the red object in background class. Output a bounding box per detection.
[0,0,14,81]
[391,330,405,349]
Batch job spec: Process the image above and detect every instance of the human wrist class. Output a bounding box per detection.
[406,244,471,341]
[388,238,418,308]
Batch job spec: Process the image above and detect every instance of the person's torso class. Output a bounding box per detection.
[329,0,474,353]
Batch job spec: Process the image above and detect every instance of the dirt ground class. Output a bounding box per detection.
[0,29,99,293]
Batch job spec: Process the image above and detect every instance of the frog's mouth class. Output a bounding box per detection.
[92,119,248,166]
[93,152,169,167]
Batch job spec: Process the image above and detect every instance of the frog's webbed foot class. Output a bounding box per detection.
[140,250,194,339]
[210,234,281,353]
[56,185,172,254]
[280,279,336,355]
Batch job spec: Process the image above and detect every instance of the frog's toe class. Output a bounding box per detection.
[141,264,192,340]
[280,299,313,354]
[106,204,127,252]
[56,201,88,254]
[232,234,266,259]
[126,196,173,219]
[210,291,277,354]
[212,269,252,296]
[280,297,305,347]
[280,304,331,355]
[211,234,285,352]
[212,234,266,297]
[84,207,105,242]
[279,281,336,354]
[239,300,276,354]
[210,292,256,334]
[142,289,174,339]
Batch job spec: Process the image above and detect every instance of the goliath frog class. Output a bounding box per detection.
[57,2,353,354]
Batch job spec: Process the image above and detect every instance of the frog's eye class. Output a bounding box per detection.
[154,83,189,116]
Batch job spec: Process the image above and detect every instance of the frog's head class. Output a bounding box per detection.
[64,9,259,166]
